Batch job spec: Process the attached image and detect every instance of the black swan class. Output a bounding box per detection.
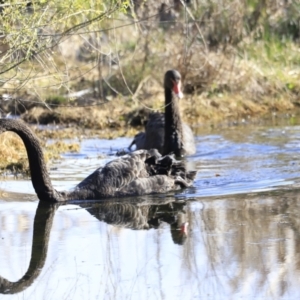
[0,119,197,202]
[129,70,196,157]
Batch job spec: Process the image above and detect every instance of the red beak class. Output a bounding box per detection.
[180,222,189,235]
[172,81,183,99]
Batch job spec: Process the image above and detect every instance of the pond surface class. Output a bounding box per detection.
[1,123,300,299]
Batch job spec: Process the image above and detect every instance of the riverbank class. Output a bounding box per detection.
[0,101,299,177]
[1,0,300,174]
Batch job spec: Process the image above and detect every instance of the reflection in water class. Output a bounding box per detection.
[2,191,300,298]
[77,198,189,245]
[0,201,58,294]
[0,197,188,296]
[3,123,300,299]
[184,189,300,299]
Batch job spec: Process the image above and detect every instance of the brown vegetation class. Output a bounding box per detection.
[1,0,300,173]
[0,130,80,176]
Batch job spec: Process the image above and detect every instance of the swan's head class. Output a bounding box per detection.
[164,69,183,99]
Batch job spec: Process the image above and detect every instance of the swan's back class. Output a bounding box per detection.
[71,149,196,200]
[128,112,164,153]
[144,113,165,153]
[129,113,196,155]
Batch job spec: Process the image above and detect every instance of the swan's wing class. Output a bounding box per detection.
[182,123,196,155]
[71,149,196,200]
[116,152,197,197]
[128,112,165,153]
[144,113,165,153]
[128,132,146,150]
[139,114,196,156]
[116,175,177,197]
[74,150,152,198]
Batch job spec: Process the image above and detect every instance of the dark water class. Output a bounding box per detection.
[1,124,300,299]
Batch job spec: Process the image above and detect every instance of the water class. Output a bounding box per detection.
[1,124,300,299]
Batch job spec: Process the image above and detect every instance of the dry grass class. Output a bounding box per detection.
[0,132,30,174]
[0,130,80,175]
[1,0,300,173]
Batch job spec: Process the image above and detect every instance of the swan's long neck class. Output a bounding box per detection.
[0,119,63,201]
[163,89,184,156]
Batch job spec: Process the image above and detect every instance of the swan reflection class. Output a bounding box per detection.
[3,189,300,298]
[0,196,188,295]
[77,197,189,245]
[0,201,58,294]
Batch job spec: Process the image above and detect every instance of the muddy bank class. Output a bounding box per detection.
[2,88,299,138]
